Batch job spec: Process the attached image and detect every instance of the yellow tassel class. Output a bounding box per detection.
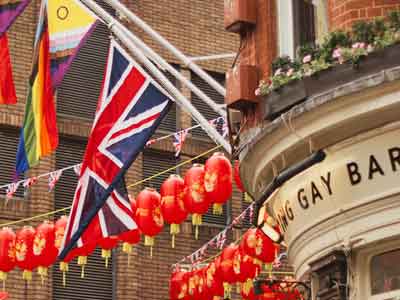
[145,236,155,258]
[223,282,232,299]
[243,278,253,295]
[22,270,32,281]
[101,249,111,268]
[78,256,88,279]
[192,214,202,240]
[0,271,6,291]
[38,266,48,285]
[236,282,241,294]
[59,262,69,287]
[213,203,223,215]
[122,242,133,266]
[170,224,180,248]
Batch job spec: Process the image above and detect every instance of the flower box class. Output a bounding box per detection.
[263,79,306,121]
[304,43,400,98]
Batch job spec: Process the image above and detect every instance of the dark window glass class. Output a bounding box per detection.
[0,127,24,198]
[371,249,400,295]
[191,71,225,139]
[293,0,316,48]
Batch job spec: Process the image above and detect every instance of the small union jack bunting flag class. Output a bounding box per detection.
[173,129,188,157]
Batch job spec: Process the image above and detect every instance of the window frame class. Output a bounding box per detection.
[357,240,400,300]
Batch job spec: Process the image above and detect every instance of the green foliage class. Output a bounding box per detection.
[388,10,400,30]
[271,55,292,73]
[320,30,351,62]
[352,20,375,44]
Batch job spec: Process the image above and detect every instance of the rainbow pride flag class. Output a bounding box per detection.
[15,0,98,175]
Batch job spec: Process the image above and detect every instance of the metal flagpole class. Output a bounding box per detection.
[102,0,226,97]
[112,18,227,118]
[79,0,231,153]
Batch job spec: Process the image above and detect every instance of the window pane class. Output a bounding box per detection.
[371,249,400,295]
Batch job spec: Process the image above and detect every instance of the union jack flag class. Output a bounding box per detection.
[59,40,172,259]
[173,129,188,157]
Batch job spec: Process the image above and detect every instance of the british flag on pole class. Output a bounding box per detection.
[59,39,173,259]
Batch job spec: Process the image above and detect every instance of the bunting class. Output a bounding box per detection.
[15,0,98,175]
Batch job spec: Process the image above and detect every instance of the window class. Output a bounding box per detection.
[0,126,24,198]
[53,136,113,300]
[190,71,225,139]
[370,249,400,295]
[278,0,326,58]
[142,149,178,191]
[57,1,114,122]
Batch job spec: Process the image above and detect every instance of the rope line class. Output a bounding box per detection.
[0,145,222,227]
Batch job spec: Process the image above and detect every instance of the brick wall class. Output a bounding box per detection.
[2,1,241,300]
[328,0,400,30]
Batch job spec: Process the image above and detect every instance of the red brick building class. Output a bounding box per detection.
[2,1,242,300]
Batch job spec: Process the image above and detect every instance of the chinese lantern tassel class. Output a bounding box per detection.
[122,242,133,266]
[236,282,241,294]
[59,262,69,287]
[78,256,88,278]
[38,266,48,285]
[22,270,32,281]
[144,236,155,258]
[0,272,7,291]
[170,224,180,249]
[243,278,253,295]
[101,249,112,268]
[192,214,202,240]
[213,203,223,215]
[223,282,232,299]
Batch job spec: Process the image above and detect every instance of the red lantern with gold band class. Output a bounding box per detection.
[170,268,189,300]
[205,259,224,299]
[0,227,16,287]
[234,247,260,293]
[34,221,58,281]
[15,226,36,281]
[161,174,187,248]
[204,153,232,215]
[184,164,210,240]
[218,243,239,299]
[136,188,164,256]
[240,228,275,267]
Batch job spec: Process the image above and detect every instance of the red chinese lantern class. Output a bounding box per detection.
[184,164,210,239]
[170,268,189,300]
[15,226,36,281]
[136,188,164,256]
[34,221,58,281]
[205,260,224,299]
[234,160,245,192]
[218,244,239,298]
[0,227,16,287]
[204,153,232,215]
[160,174,187,248]
[240,228,275,266]
[261,285,278,300]
[98,236,118,268]
[234,247,260,284]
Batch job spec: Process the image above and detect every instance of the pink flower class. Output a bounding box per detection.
[352,42,360,49]
[255,88,261,96]
[367,44,374,53]
[274,68,282,76]
[333,48,342,59]
[303,55,312,64]
[286,68,294,77]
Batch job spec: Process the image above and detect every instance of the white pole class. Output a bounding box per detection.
[115,20,227,118]
[80,0,231,153]
[102,0,226,97]
[188,53,236,62]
